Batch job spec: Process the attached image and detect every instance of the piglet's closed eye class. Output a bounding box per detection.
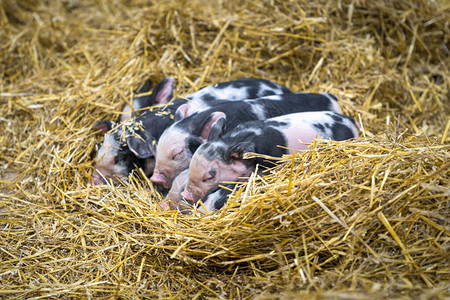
[170,146,185,159]
[203,170,216,182]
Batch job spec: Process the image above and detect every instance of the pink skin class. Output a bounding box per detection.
[180,151,250,203]
[91,170,119,185]
[282,125,319,152]
[149,105,195,189]
[91,125,156,186]
[91,152,126,185]
[161,169,220,215]
[159,200,172,210]
[92,152,155,185]
[151,130,191,189]
[270,112,359,152]
[90,126,127,185]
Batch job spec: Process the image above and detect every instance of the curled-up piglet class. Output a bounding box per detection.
[180,111,360,203]
[91,77,174,185]
[151,92,343,189]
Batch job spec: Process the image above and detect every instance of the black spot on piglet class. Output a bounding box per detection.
[186,136,203,157]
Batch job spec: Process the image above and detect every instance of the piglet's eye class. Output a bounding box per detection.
[202,170,216,182]
[171,147,184,160]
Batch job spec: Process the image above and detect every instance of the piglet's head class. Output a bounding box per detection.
[91,77,174,185]
[180,149,220,203]
[180,140,252,204]
[91,120,156,186]
[151,111,226,189]
[151,132,190,189]
[91,120,128,185]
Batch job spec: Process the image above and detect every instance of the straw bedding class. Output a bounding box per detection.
[1,0,449,298]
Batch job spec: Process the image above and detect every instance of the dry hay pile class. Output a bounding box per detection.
[1,0,449,298]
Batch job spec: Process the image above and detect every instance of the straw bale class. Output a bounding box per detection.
[1,0,449,298]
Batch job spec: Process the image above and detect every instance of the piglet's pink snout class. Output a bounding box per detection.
[150,172,170,188]
[180,190,196,204]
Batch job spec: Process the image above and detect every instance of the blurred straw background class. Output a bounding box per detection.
[1,0,449,298]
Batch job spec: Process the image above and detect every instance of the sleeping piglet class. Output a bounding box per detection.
[161,169,233,214]
[151,92,342,189]
[91,78,292,185]
[180,111,360,203]
[91,77,174,185]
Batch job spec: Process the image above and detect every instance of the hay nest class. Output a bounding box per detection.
[1,0,449,298]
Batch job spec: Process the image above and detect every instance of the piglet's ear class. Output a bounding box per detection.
[152,77,174,104]
[174,104,189,122]
[127,78,156,115]
[127,133,154,159]
[137,78,153,94]
[186,136,203,157]
[93,120,114,134]
[207,116,226,140]
[225,142,254,163]
[200,112,226,141]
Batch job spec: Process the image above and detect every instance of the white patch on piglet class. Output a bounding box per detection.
[195,85,251,101]
[269,112,359,153]
[259,94,282,101]
[257,83,284,98]
[228,127,262,139]
[250,103,266,120]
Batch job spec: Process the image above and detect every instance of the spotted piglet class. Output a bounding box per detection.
[151,92,343,189]
[92,77,174,185]
[180,111,360,204]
